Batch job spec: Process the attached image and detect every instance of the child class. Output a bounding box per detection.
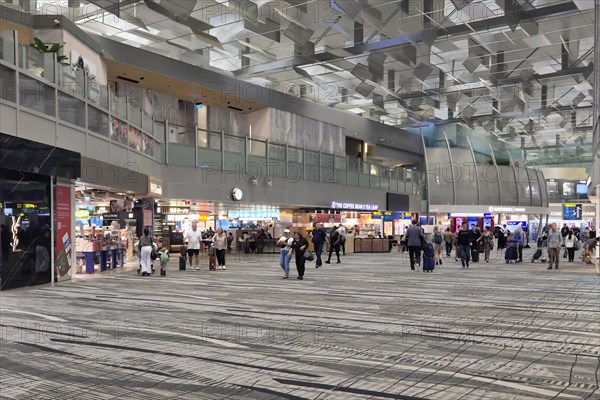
[158,247,169,276]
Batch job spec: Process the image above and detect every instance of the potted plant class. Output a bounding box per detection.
[30,37,69,64]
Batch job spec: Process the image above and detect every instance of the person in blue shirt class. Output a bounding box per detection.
[513,227,524,262]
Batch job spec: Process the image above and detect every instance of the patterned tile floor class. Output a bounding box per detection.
[0,247,599,400]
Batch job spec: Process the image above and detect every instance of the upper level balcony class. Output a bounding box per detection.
[0,30,423,200]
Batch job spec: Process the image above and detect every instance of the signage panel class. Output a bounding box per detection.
[563,204,582,220]
[160,206,190,215]
[55,184,72,279]
[229,210,280,219]
[330,201,378,211]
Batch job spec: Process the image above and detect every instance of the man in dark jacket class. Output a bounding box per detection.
[457,222,473,269]
[405,219,424,271]
[325,226,341,264]
[311,223,327,268]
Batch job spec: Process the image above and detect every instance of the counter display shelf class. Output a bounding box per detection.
[353,238,391,253]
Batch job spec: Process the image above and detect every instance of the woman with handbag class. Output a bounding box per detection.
[291,232,309,280]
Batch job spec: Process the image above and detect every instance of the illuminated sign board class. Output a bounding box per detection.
[75,210,90,219]
[5,202,37,210]
[228,210,280,219]
[563,204,582,220]
[330,201,378,211]
[148,178,163,197]
[160,206,190,215]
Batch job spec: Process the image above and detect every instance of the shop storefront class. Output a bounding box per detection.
[0,133,80,290]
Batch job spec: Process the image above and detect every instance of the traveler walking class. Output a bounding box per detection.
[325,226,341,264]
[498,224,508,249]
[292,232,309,280]
[432,226,443,265]
[276,229,293,279]
[561,224,570,239]
[470,224,482,262]
[158,246,169,276]
[513,227,524,262]
[185,221,203,270]
[311,223,326,268]
[546,223,562,270]
[212,228,227,270]
[443,228,453,257]
[338,225,347,255]
[564,231,576,262]
[456,222,472,269]
[139,227,154,276]
[480,226,494,262]
[405,219,424,271]
[226,232,233,253]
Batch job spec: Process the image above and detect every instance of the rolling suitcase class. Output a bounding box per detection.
[179,256,186,270]
[209,255,217,271]
[471,246,480,262]
[423,243,435,272]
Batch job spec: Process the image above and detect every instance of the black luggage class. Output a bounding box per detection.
[179,256,186,270]
[471,246,480,262]
[531,248,543,262]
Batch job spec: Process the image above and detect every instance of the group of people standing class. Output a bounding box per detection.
[545,223,598,269]
[276,223,346,279]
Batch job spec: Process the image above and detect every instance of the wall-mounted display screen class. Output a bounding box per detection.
[387,193,409,211]
[576,183,587,195]
[562,182,573,196]
[563,204,582,220]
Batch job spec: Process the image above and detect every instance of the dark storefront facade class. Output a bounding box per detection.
[0,133,80,290]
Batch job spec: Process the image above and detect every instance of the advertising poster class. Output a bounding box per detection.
[55,184,73,279]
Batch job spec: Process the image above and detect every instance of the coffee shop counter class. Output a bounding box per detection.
[353,237,391,253]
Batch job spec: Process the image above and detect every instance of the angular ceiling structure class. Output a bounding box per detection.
[33,0,596,163]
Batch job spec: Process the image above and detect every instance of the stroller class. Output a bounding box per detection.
[505,239,519,263]
[531,236,547,263]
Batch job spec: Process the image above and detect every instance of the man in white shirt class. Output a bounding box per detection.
[185,221,203,270]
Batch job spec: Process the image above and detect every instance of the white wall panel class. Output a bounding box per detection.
[57,124,86,154]
[87,134,110,163]
[110,143,128,167]
[0,103,17,135]
[18,110,56,146]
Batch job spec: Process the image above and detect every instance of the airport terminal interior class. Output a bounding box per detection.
[0,0,599,398]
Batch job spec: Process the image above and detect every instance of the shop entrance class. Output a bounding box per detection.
[0,169,52,290]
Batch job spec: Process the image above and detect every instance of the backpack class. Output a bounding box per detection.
[433,231,443,244]
[159,250,169,263]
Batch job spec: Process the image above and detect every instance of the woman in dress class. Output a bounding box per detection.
[481,226,494,262]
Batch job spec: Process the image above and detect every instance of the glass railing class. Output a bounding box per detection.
[0,30,162,162]
[1,30,419,194]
